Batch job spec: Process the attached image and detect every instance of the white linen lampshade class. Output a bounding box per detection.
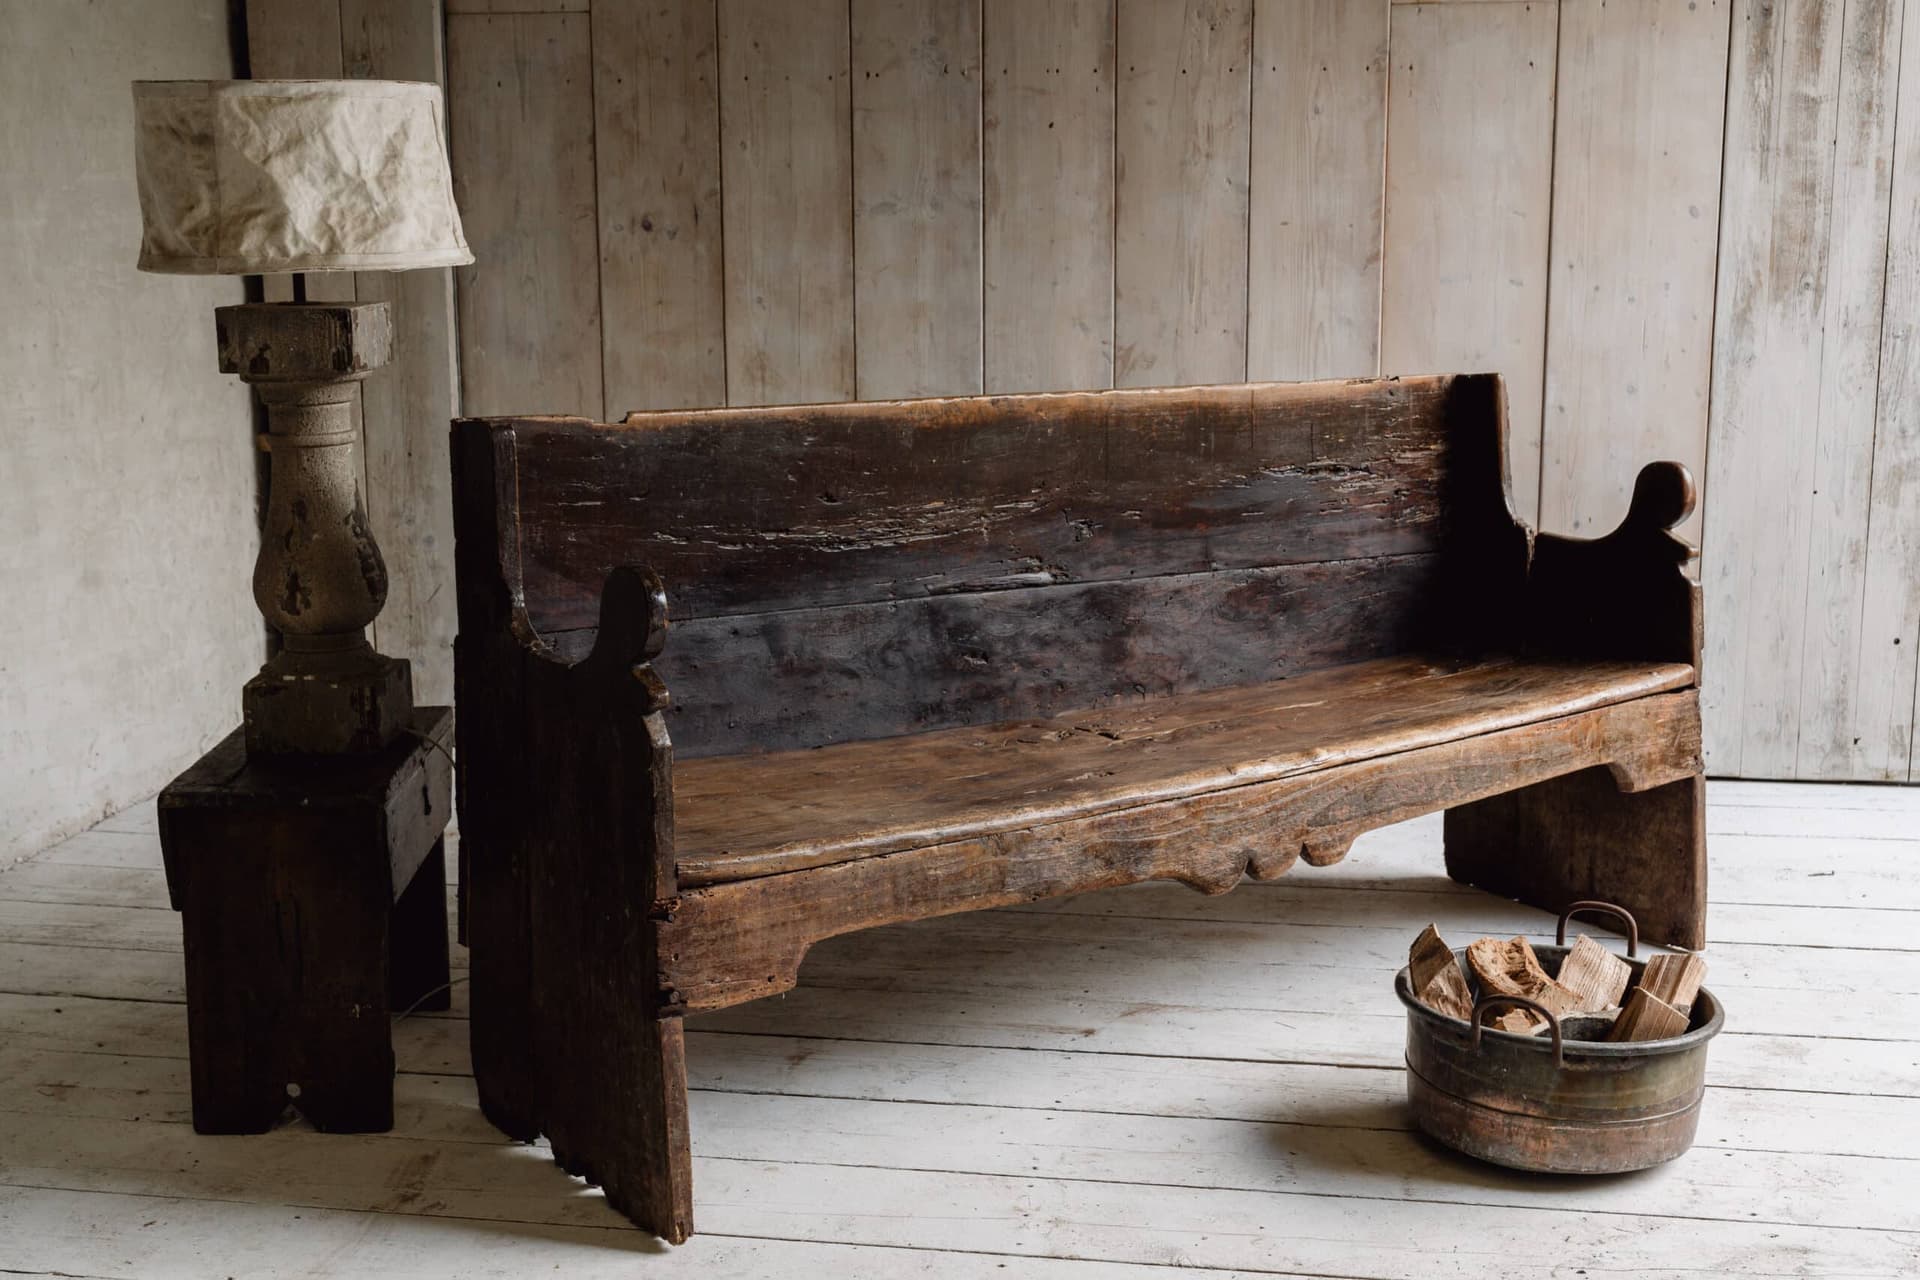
[133,78,472,275]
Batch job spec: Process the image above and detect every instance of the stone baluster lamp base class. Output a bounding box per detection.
[217,300,413,756]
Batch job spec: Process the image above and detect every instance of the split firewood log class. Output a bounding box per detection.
[1466,935,1582,1028]
[1609,986,1691,1041]
[1607,950,1707,1042]
[1554,935,1633,1011]
[1409,924,1474,1020]
[1638,951,1707,1014]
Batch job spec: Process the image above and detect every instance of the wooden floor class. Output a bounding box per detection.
[1,781,1916,1278]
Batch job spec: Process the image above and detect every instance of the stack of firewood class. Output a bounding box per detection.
[1409,924,1705,1042]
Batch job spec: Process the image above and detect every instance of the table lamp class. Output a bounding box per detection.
[132,79,471,756]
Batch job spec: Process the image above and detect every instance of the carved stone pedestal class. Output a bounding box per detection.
[244,642,412,757]
[216,300,413,757]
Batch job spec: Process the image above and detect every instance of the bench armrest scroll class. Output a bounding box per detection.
[582,564,673,713]
[1525,461,1701,669]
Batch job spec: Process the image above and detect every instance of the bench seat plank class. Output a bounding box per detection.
[661,688,1704,1013]
[675,655,1693,886]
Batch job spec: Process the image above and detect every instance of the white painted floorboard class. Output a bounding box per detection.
[0,781,1916,1278]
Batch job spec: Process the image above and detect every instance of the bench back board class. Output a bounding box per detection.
[455,374,1528,758]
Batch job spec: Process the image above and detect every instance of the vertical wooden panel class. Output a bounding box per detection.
[851,0,984,399]
[447,12,603,420]
[594,0,725,415]
[1379,1,1556,524]
[717,0,855,406]
[1790,0,1907,782]
[982,0,1115,393]
[1538,0,1729,543]
[1246,0,1387,382]
[338,0,462,705]
[1114,0,1253,388]
[246,0,345,82]
[1880,6,1920,780]
[1702,0,1903,778]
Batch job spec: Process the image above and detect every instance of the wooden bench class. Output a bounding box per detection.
[450,373,1705,1243]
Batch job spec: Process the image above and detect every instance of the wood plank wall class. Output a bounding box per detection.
[253,0,1920,781]
[1703,0,1920,781]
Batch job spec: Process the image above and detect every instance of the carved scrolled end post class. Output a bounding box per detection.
[545,563,691,1242]
[1446,457,1707,950]
[217,301,414,756]
[1523,459,1701,669]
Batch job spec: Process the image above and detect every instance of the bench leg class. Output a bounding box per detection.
[1444,768,1706,949]
[462,731,694,1242]
[544,1015,694,1245]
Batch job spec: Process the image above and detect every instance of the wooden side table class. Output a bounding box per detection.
[158,705,454,1134]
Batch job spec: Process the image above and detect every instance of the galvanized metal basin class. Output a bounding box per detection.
[1394,939,1724,1174]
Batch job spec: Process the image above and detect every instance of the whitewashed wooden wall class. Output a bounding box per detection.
[254,0,1920,782]
[1702,0,1920,782]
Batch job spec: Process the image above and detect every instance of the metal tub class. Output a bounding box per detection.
[1393,905,1725,1174]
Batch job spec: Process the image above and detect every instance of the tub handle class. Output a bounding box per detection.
[1557,900,1639,957]
[1470,995,1564,1068]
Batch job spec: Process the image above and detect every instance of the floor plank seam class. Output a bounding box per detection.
[684,1152,1920,1235]
[6,1069,1907,1161]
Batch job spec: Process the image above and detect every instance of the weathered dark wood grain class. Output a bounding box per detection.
[660,690,1702,1011]
[449,371,1707,1243]
[674,655,1694,885]
[156,707,453,1136]
[469,374,1547,756]
[453,430,693,1242]
[1426,371,1534,658]
[493,375,1495,629]
[656,552,1443,757]
[522,568,690,1243]
[1446,770,1707,952]
[452,422,539,1140]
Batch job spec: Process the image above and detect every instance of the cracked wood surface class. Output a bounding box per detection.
[674,654,1694,885]
[469,372,1526,757]
[653,551,1447,757]
[494,374,1486,629]
[661,689,1702,1012]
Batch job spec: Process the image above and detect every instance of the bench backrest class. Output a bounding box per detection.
[454,374,1528,758]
